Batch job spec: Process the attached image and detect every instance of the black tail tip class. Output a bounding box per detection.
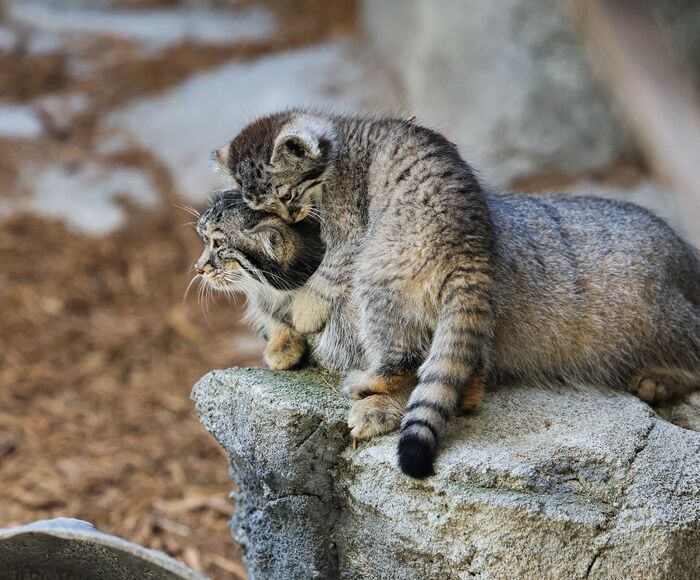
[397,434,435,478]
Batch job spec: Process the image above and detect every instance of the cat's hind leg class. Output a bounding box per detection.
[346,366,486,439]
[343,369,415,399]
[458,368,487,413]
[341,288,428,401]
[629,367,700,402]
[629,300,700,402]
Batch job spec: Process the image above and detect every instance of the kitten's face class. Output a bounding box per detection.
[193,191,324,295]
[216,112,335,224]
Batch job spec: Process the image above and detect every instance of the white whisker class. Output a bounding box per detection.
[175,203,201,218]
[183,274,201,304]
[249,267,294,291]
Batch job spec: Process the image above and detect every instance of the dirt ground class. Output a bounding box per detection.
[0,208,253,577]
[0,1,355,577]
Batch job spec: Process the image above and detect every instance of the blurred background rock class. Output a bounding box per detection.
[0,1,697,578]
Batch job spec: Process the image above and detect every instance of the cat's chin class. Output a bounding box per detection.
[202,274,231,291]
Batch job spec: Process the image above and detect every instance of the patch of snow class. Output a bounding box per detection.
[23,162,158,235]
[7,2,276,51]
[0,103,43,139]
[106,42,394,200]
[95,131,134,157]
[34,93,91,133]
[25,31,66,55]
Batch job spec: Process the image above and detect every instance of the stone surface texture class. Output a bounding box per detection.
[192,368,700,579]
[360,0,632,187]
[0,517,203,579]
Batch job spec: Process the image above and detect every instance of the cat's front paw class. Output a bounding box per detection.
[348,395,403,439]
[291,290,331,334]
[263,327,306,370]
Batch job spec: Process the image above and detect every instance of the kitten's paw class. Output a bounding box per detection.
[348,395,403,439]
[291,290,331,334]
[264,327,306,370]
[342,370,415,400]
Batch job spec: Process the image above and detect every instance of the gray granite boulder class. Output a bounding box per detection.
[360,0,632,187]
[192,368,700,579]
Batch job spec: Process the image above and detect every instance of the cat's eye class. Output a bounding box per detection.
[279,191,293,203]
[213,238,224,248]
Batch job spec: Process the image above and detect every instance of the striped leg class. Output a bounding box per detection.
[341,287,425,400]
[291,246,353,334]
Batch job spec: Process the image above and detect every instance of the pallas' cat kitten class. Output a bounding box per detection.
[216,110,700,478]
[193,190,324,370]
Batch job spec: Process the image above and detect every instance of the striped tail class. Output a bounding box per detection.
[397,268,493,478]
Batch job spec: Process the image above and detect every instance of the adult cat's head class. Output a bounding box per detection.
[194,189,324,294]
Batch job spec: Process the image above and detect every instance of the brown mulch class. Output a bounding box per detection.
[0,2,356,577]
[0,204,258,578]
[0,51,69,102]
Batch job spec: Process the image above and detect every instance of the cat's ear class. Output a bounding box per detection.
[212,144,229,171]
[253,227,283,258]
[271,130,320,165]
[271,116,335,167]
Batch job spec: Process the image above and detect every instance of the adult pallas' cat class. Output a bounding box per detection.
[214,110,700,478]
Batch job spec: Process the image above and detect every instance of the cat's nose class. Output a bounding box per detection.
[195,265,205,275]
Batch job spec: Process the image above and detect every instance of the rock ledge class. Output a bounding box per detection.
[192,368,700,579]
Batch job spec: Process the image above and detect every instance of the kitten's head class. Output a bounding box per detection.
[214,111,337,223]
[193,190,324,295]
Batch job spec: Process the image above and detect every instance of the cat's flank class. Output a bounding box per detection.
[217,110,700,478]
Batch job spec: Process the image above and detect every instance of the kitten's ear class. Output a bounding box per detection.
[212,144,229,171]
[271,130,320,165]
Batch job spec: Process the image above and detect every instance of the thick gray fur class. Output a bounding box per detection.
[215,109,700,477]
